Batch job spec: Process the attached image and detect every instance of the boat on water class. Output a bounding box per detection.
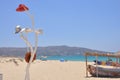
[85,52,120,77]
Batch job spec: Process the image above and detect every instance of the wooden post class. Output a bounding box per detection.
[96,56,98,77]
[119,58,120,63]
[85,55,88,77]
[116,58,118,63]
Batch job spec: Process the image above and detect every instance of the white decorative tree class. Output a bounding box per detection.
[15,4,43,80]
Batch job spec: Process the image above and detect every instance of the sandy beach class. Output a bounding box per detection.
[0,57,120,80]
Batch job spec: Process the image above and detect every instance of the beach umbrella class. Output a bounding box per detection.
[115,51,120,55]
[60,58,65,62]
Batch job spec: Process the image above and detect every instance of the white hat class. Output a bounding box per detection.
[15,25,21,34]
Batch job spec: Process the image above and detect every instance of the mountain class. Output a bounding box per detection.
[0,45,113,57]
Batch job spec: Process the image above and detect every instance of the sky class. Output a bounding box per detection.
[0,0,120,52]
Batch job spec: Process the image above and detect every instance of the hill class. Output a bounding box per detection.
[0,45,113,57]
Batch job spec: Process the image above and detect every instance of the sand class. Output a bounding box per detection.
[0,57,120,80]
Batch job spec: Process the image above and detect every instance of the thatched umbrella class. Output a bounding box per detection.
[85,52,120,77]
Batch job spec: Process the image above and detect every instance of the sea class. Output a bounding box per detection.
[37,55,117,62]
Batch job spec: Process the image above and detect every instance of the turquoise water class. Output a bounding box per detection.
[37,55,117,62]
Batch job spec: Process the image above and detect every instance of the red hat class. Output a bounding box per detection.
[16,4,29,12]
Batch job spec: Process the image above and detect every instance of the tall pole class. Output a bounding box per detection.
[85,55,88,77]
[96,56,98,77]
